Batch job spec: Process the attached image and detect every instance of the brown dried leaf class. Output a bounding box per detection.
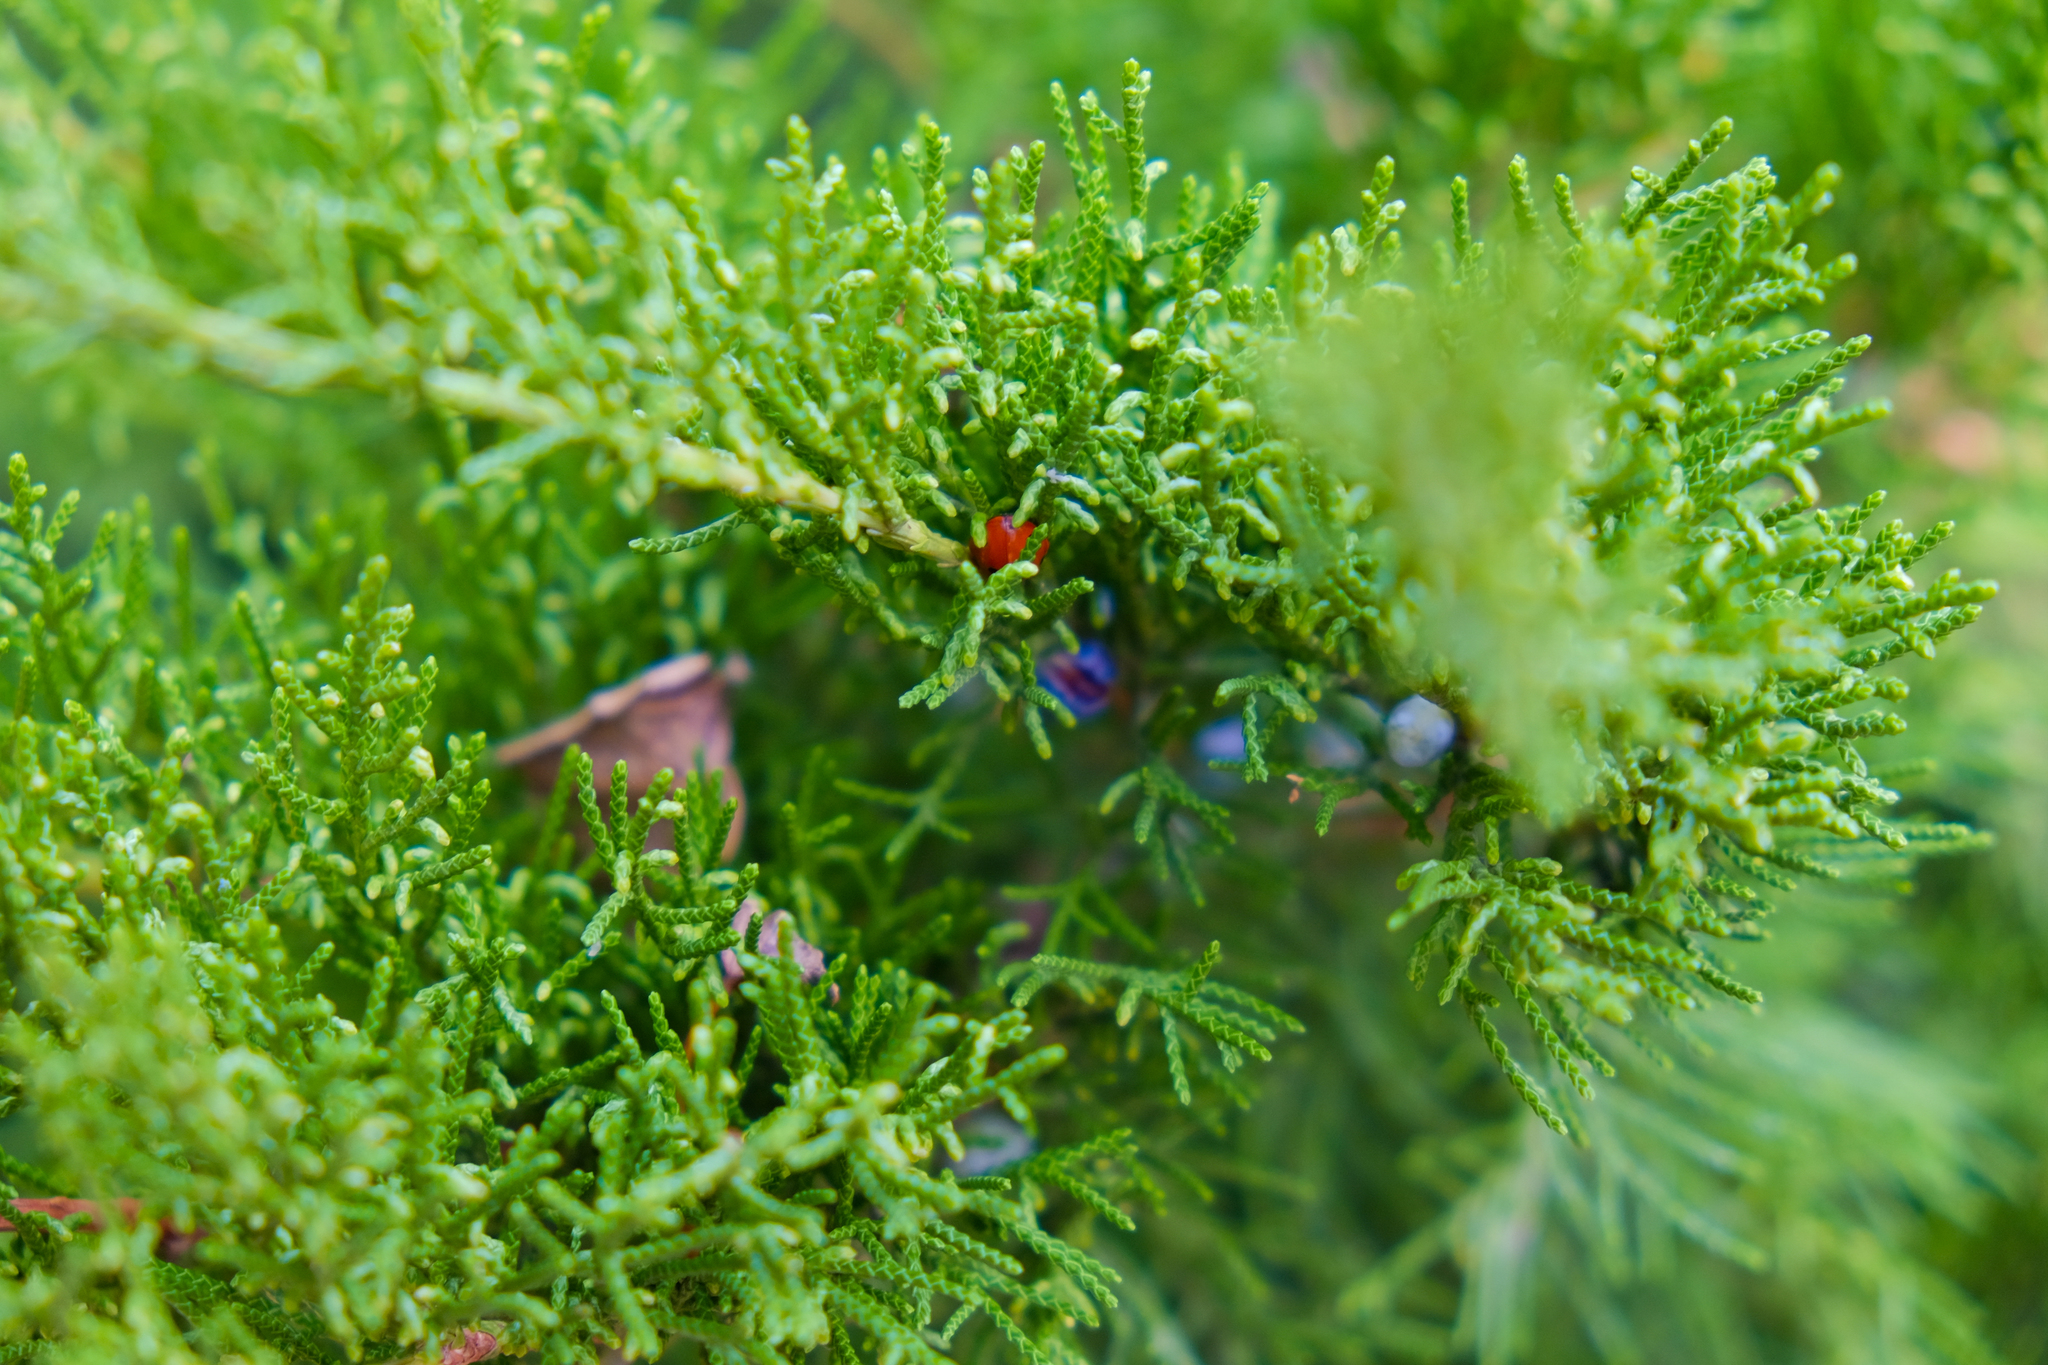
[496,655,749,861]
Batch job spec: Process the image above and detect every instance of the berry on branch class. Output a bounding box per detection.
[973,515,1049,575]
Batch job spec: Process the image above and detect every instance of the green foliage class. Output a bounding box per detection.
[900,0,2048,343]
[0,2,2022,1363]
[1010,940,1305,1107]
[0,469,1254,1362]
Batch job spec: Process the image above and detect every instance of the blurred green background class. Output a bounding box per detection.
[21,0,2048,1359]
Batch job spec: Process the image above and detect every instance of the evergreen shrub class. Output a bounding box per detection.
[0,2,2005,1361]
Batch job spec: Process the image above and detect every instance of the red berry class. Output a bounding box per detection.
[972,515,1048,575]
